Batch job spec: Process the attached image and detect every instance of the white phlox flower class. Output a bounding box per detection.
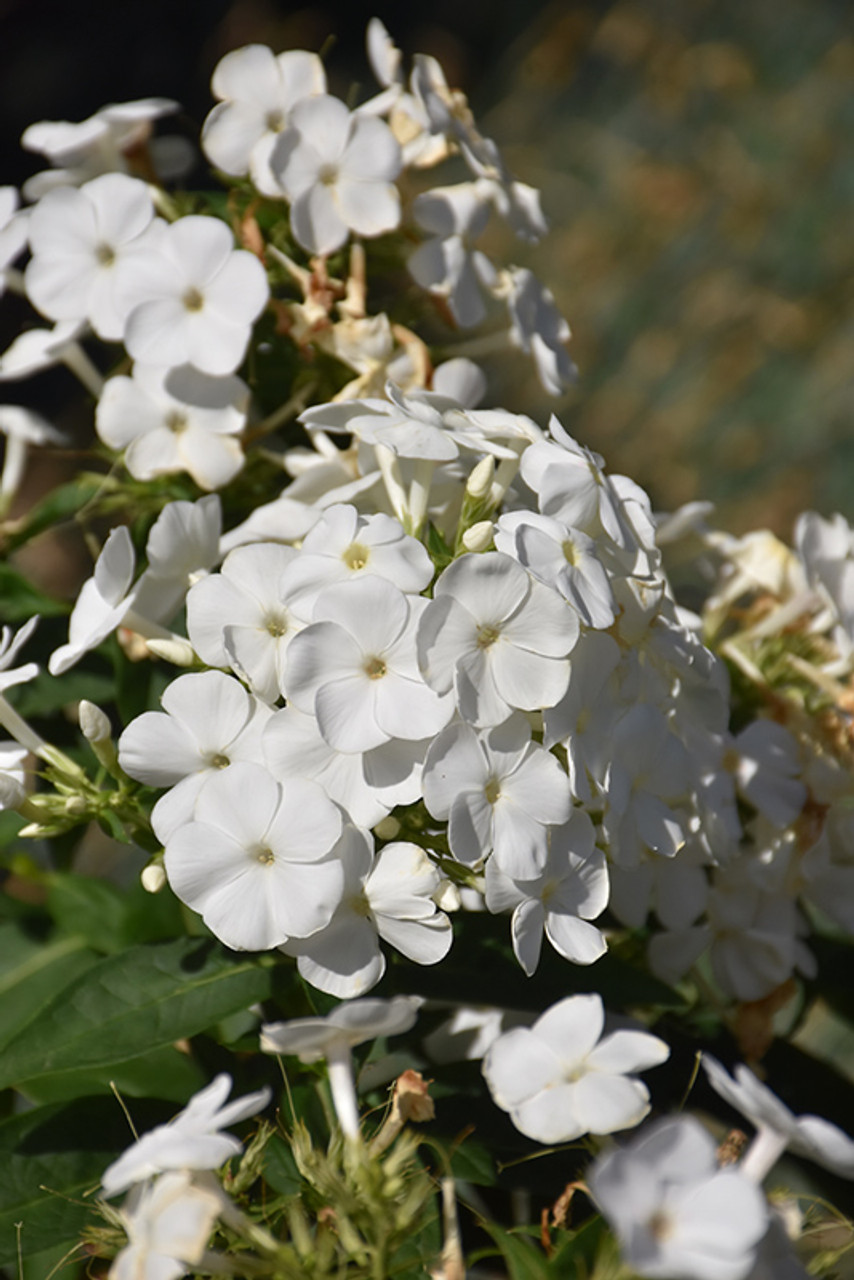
[118,670,271,843]
[270,95,402,256]
[119,215,269,375]
[0,405,64,510]
[0,616,40,692]
[263,704,425,829]
[110,1170,223,1280]
[408,182,497,328]
[608,839,709,932]
[362,20,450,168]
[601,705,691,867]
[202,45,327,195]
[793,510,854,642]
[186,543,307,704]
[423,1005,532,1064]
[482,992,669,1143]
[702,1055,854,1182]
[0,187,29,292]
[163,760,344,950]
[543,630,622,802]
[463,137,549,243]
[21,98,181,199]
[589,1115,769,1280]
[96,363,249,490]
[648,854,815,999]
[281,824,452,997]
[101,1072,270,1197]
[484,809,609,973]
[261,995,421,1138]
[277,502,433,611]
[132,495,222,625]
[432,357,487,407]
[0,742,29,809]
[0,320,101,398]
[732,721,807,828]
[422,716,572,878]
[25,173,158,341]
[520,416,635,550]
[49,525,139,675]
[497,267,574,395]
[283,576,453,752]
[495,510,617,630]
[418,551,577,728]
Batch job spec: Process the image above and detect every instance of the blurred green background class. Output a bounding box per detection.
[1,0,852,537]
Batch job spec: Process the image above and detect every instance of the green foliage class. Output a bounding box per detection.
[0,938,279,1097]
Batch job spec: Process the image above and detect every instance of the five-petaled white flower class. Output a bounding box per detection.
[482,992,669,1143]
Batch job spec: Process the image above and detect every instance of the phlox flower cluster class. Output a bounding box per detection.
[4,21,854,1278]
[0,15,575,511]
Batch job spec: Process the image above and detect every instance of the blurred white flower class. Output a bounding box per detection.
[101,1073,270,1197]
[408,182,496,328]
[110,1170,223,1280]
[589,1115,768,1280]
[703,1055,854,1182]
[483,992,669,1143]
[261,995,421,1139]
[22,98,182,199]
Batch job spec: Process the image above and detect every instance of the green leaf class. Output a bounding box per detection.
[0,564,67,621]
[0,937,278,1094]
[47,874,127,954]
[0,1096,171,1266]
[262,1134,303,1196]
[473,1222,551,1280]
[3,475,106,552]
[0,922,98,1054]
[20,1044,206,1106]
[448,1138,497,1187]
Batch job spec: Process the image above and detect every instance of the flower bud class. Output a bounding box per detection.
[462,521,494,553]
[78,699,111,743]
[141,863,167,894]
[465,455,495,501]
[373,815,401,840]
[145,638,197,667]
[433,879,461,912]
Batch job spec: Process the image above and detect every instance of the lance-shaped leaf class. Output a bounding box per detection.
[0,937,276,1093]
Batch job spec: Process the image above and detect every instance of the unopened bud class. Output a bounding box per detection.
[434,879,461,912]
[465,455,495,500]
[78,700,111,743]
[141,863,167,894]
[145,638,197,667]
[462,521,494,553]
[373,815,401,840]
[64,795,88,816]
